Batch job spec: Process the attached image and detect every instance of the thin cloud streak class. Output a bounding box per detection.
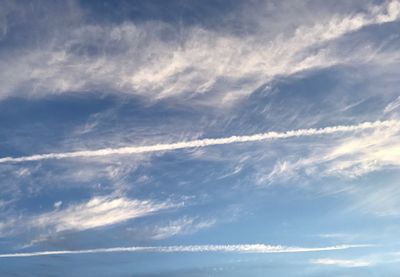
[0,244,370,258]
[0,120,398,164]
[311,258,372,267]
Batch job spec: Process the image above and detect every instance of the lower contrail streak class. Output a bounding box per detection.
[0,120,398,164]
[0,244,370,258]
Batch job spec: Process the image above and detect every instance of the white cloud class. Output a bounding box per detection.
[352,184,400,217]
[0,120,396,164]
[323,129,400,177]
[311,258,372,267]
[384,96,400,114]
[0,218,17,237]
[0,1,399,104]
[0,243,368,258]
[146,217,216,240]
[30,196,180,232]
[317,233,358,240]
[263,120,400,182]
[53,201,62,209]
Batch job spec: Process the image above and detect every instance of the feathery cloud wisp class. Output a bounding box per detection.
[0,196,180,236]
[32,196,178,232]
[262,121,400,183]
[0,120,397,164]
[143,217,216,240]
[0,244,369,258]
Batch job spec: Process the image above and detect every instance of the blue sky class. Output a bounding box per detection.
[1,0,400,276]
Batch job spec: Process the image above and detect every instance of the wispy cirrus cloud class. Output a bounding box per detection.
[351,183,400,217]
[384,96,400,114]
[0,243,369,258]
[129,217,216,240]
[0,196,181,236]
[0,120,397,164]
[262,120,400,183]
[34,196,179,232]
[0,1,399,104]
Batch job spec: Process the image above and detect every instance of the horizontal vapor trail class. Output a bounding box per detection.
[0,120,398,164]
[0,244,370,258]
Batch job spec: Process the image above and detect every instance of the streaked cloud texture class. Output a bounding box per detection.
[1,0,400,276]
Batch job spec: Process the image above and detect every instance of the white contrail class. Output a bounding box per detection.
[0,244,370,258]
[0,120,398,164]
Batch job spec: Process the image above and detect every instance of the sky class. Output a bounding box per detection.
[0,0,400,276]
